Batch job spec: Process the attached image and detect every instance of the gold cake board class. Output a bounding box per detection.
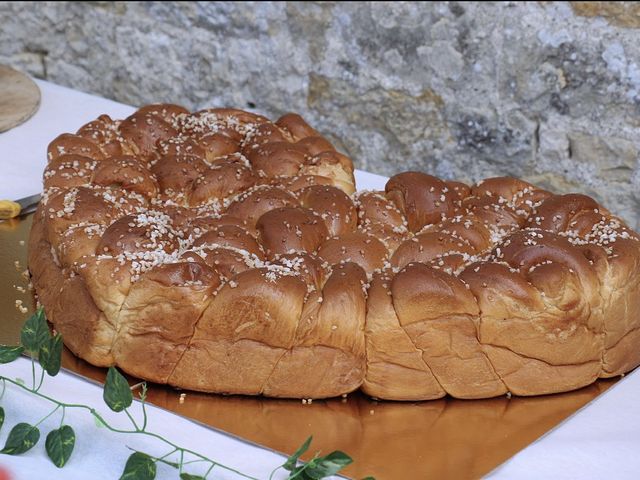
[0,213,617,478]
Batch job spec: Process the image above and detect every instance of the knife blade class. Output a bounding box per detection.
[0,193,41,219]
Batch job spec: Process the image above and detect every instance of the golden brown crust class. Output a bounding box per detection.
[385,172,456,231]
[119,111,178,158]
[47,133,106,163]
[256,207,329,259]
[275,113,320,141]
[298,185,357,237]
[189,159,256,206]
[317,232,387,275]
[29,105,640,401]
[391,263,506,399]
[363,272,447,400]
[29,208,115,367]
[113,262,220,384]
[44,154,96,189]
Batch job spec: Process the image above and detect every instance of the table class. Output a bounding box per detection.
[1,79,640,479]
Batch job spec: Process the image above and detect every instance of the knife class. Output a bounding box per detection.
[0,193,41,219]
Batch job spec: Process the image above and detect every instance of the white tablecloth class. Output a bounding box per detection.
[1,79,640,479]
[487,369,640,479]
[0,358,295,480]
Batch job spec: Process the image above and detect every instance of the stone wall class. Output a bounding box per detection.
[2,1,640,225]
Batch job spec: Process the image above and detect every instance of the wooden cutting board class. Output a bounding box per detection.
[0,65,41,133]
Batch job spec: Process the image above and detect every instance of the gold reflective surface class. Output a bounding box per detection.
[0,213,618,479]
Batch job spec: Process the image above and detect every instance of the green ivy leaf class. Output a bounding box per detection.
[133,449,178,469]
[0,345,24,364]
[304,451,353,479]
[20,308,50,353]
[361,477,377,480]
[283,435,312,471]
[45,425,75,468]
[103,367,133,413]
[0,407,4,432]
[39,334,63,376]
[119,451,156,480]
[0,422,40,455]
[179,474,205,480]
[287,465,314,480]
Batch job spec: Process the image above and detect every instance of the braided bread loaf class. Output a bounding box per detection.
[28,105,640,400]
